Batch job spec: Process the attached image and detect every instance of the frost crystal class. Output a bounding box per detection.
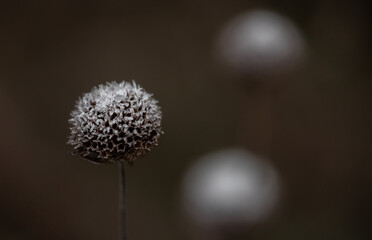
[67,81,163,164]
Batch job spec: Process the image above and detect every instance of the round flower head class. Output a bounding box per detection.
[68,81,163,164]
[182,149,280,230]
[217,10,306,76]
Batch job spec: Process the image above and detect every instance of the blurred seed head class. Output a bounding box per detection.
[217,10,306,77]
[68,81,163,164]
[182,149,280,230]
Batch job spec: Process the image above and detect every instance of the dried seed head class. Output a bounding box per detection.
[67,81,163,164]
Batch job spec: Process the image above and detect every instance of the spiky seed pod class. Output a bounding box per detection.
[67,81,163,164]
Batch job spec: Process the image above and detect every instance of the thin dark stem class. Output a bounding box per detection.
[119,161,126,240]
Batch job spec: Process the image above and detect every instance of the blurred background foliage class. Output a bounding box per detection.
[0,0,370,239]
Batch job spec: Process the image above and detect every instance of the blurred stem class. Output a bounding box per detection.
[119,161,126,240]
[259,86,273,158]
[241,83,275,158]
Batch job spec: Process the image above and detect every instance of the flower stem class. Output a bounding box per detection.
[119,161,126,240]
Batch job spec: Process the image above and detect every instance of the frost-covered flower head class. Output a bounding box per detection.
[68,81,163,164]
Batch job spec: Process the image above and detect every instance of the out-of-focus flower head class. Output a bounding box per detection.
[182,148,280,230]
[217,10,306,77]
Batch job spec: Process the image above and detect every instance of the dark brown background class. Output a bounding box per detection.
[0,0,371,239]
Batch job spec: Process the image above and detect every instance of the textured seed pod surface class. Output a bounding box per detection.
[68,81,162,164]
